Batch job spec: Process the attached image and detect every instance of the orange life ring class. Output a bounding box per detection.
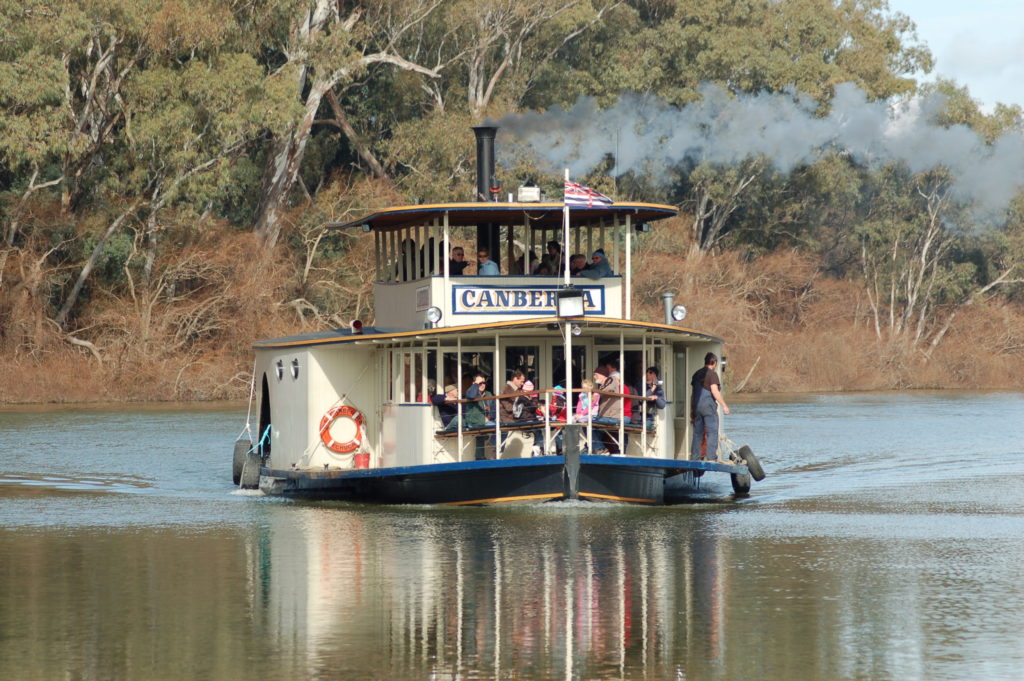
[319,405,364,453]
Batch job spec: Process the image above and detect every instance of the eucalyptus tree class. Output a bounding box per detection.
[54,3,295,329]
[240,0,447,250]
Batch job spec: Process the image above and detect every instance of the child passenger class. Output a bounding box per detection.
[575,378,599,421]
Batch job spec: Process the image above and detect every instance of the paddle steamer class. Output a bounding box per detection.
[231,127,763,504]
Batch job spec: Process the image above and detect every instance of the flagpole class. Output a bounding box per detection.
[563,169,570,286]
[563,168,573,426]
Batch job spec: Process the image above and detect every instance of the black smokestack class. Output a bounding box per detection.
[473,125,498,201]
[472,125,500,259]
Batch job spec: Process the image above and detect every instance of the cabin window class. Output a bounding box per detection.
[551,343,588,407]
[504,345,540,383]
[388,347,430,403]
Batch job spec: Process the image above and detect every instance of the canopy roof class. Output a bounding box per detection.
[254,317,719,349]
[326,202,678,233]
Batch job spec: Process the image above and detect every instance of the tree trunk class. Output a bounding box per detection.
[55,204,139,329]
[252,81,329,250]
[324,90,386,178]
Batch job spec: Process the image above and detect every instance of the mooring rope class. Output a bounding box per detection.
[236,357,258,443]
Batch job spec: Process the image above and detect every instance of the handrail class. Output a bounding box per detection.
[433,386,661,460]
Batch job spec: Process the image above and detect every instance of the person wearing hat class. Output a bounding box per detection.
[591,365,622,454]
[430,383,462,431]
[580,248,612,279]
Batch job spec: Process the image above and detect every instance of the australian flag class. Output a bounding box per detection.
[563,180,613,207]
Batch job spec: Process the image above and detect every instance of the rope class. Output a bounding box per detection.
[247,424,272,456]
[236,357,258,443]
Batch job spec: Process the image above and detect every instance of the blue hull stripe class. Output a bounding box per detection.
[266,455,742,481]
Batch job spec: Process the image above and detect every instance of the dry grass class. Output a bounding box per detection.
[632,236,1024,393]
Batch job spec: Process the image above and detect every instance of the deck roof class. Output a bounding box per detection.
[254,317,720,350]
[326,202,678,233]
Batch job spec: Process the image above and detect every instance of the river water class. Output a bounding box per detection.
[2,392,1023,681]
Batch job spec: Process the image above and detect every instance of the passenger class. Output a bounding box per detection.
[607,360,631,423]
[545,384,568,454]
[419,237,436,277]
[396,238,418,280]
[421,378,437,403]
[465,373,495,428]
[465,373,495,461]
[476,249,500,276]
[449,245,470,275]
[634,366,666,429]
[569,253,586,276]
[574,378,598,422]
[500,370,543,456]
[580,248,612,279]
[591,365,622,454]
[546,385,568,422]
[499,370,527,423]
[513,378,542,422]
[541,240,563,275]
[690,353,730,461]
[430,384,461,431]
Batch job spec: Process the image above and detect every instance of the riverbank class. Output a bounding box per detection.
[3,230,1023,404]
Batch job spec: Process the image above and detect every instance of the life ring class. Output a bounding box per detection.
[319,405,364,453]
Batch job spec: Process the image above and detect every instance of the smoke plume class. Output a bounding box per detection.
[491,83,1024,219]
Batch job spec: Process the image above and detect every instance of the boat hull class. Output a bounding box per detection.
[259,455,745,505]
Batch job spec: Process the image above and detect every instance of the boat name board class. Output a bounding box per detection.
[452,285,605,315]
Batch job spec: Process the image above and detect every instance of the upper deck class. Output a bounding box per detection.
[327,201,678,330]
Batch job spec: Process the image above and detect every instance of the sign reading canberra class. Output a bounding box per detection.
[452,285,605,315]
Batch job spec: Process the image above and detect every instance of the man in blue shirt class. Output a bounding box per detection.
[477,249,500,275]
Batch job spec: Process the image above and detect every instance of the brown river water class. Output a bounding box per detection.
[1,392,1023,681]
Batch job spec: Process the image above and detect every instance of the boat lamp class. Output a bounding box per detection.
[350,319,363,334]
[556,287,585,318]
[671,304,687,322]
[425,306,443,328]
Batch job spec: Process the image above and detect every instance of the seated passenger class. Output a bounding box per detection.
[569,253,586,276]
[449,246,469,275]
[465,373,495,461]
[430,384,461,431]
[591,365,622,454]
[541,240,563,275]
[545,385,568,422]
[465,373,494,428]
[580,248,611,279]
[574,378,598,422]
[499,370,529,424]
[500,370,543,456]
[476,249,500,276]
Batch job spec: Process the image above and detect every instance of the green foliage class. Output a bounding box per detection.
[2,0,1023,355]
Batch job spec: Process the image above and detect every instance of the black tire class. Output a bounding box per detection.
[232,440,251,486]
[239,450,262,490]
[737,445,766,481]
[731,472,751,495]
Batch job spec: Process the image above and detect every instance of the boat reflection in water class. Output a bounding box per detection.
[254,505,732,679]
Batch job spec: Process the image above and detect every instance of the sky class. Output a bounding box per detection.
[887,0,1024,111]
